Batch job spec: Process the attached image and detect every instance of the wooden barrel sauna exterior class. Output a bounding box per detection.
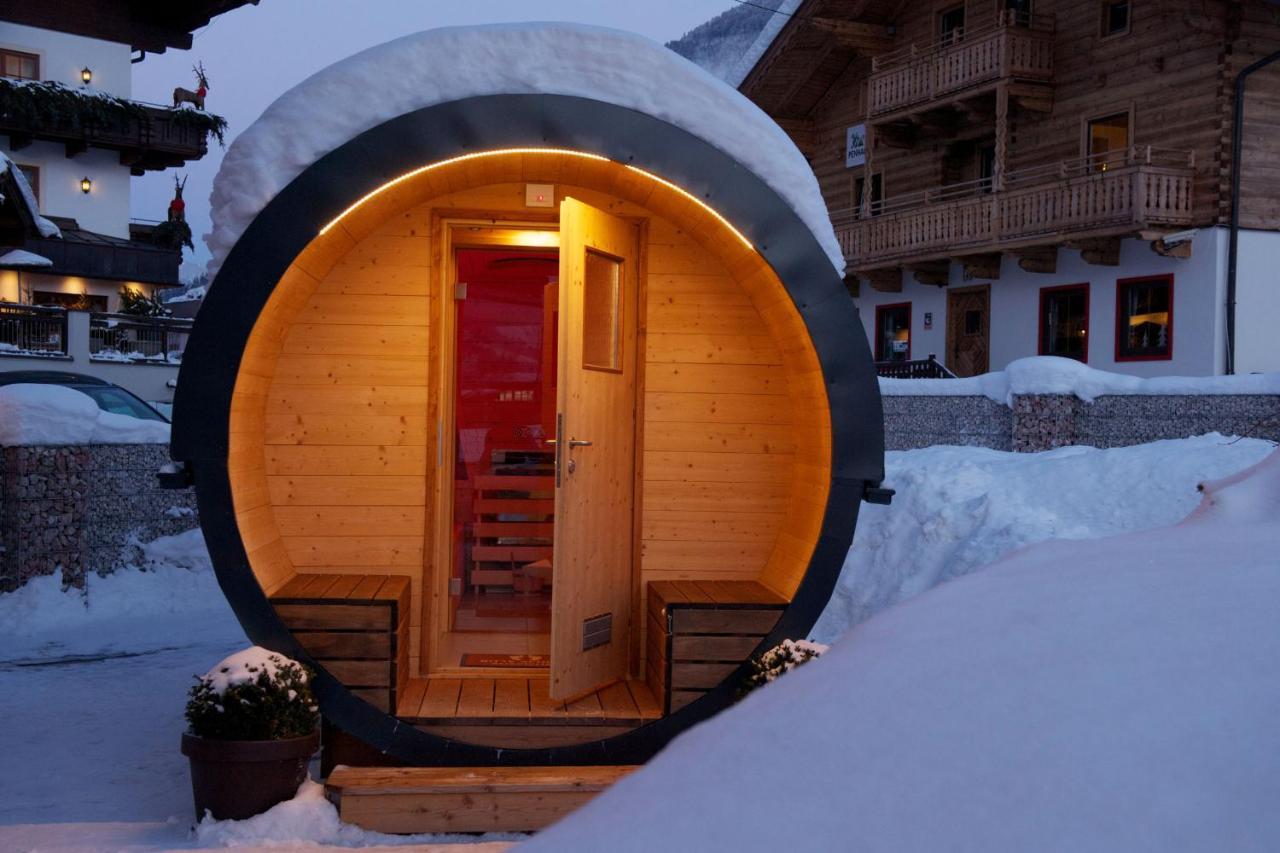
[171,92,885,766]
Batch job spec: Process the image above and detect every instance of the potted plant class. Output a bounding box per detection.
[740,638,829,698]
[181,646,320,821]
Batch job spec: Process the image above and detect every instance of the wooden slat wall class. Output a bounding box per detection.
[229,153,833,682]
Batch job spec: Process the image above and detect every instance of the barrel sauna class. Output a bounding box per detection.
[170,24,885,767]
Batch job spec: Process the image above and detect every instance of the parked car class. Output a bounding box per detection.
[0,371,169,423]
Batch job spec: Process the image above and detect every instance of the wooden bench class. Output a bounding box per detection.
[469,474,555,591]
[270,574,410,713]
[646,580,787,714]
[325,765,637,833]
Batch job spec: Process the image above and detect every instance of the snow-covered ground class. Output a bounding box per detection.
[0,435,1274,850]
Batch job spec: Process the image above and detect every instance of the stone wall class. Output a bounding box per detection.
[885,394,1280,453]
[0,444,198,592]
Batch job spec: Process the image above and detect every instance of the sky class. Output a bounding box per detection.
[129,0,737,281]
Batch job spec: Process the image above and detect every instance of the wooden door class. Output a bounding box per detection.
[549,198,640,701]
[947,285,990,377]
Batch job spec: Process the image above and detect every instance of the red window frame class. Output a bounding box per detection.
[1037,283,1090,363]
[874,301,912,362]
[1114,274,1174,362]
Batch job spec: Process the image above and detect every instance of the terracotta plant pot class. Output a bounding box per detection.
[181,729,320,821]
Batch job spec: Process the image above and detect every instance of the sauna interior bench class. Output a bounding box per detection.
[269,573,410,713]
[646,580,787,715]
[325,765,637,834]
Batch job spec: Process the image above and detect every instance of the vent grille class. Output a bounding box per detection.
[582,612,612,651]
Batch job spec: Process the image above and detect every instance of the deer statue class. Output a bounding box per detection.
[168,174,187,223]
[172,63,209,110]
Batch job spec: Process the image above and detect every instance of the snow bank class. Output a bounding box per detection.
[881,355,1280,404]
[529,445,1280,852]
[813,434,1276,642]
[0,383,170,446]
[205,23,843,279]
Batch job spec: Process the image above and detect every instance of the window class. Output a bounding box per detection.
[15,163,38,206]
[1087,112,1129,171]
[582,248,622,371]
[1101,0,1130,37]
[939,6,966,44]
[32,291,108,312]
[1006,0,1034,25]
[0,49,39,80]
[1039,284,1089,362]
[1116,275,1172,361]
[855,172,883,217]
[874,303,911,362]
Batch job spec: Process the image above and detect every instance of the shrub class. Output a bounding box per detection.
[741,638,829,698]
[185,647,318,740]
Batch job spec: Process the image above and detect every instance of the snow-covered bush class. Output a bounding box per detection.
[185,647,317,740]
[741,639,829,697]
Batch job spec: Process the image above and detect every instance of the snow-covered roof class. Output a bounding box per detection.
[205,23,844,280]
[0,151,61,239]
[0,249,53,268]
[725,0,803,87]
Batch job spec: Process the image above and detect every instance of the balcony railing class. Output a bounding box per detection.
[89,313,192,364]
[876,355,956,379]
[837,148,1196,269]
[868,12,1054,119]
[0,304,69,357]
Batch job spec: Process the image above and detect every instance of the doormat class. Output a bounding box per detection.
[460,653,550,668]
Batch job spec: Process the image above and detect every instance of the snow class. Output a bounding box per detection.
[0,248,52,268]
[812,433,1276,642]
[0,150,60,238]
[205,23,843,280]
[881,355,1280,404]
[0,383,171,446]
[529,443,1280,853]
[2,436,1276,849]
[202,646,304,695]
[724,0,803,87]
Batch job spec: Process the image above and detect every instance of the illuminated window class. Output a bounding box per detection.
[1,49,39,80]
[1039,284,1089,362]
[582,249,622,371]
[875,303,911,362]
[1101,0,1131,37]
[1116,275,1172,360]
[1088,112,1129,172]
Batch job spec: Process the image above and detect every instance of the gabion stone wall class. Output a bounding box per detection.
[0,444,198,592]
[885,394,1280,454]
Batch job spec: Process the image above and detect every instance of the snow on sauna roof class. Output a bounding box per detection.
[204,23,844,280]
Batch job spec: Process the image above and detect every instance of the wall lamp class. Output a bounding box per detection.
[81,67,92,85]
[80,176,93,194]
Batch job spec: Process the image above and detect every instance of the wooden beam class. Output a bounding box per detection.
[842,272,861,298]
[775,118,818,153]
[1014,246,1057,274]
[64,140,87,159]
[876,123,917,149]
[1151,238,1193,259]
[807,18,894,54]
[8,133,32,152]
[908,260,950,286]
[863,268,903,293]
[1070,237,1122,267]
[993,83,1009,192]
[959,253,1001,280]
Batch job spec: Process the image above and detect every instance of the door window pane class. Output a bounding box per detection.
[1039,285,1089,361]
[1117,276,1172,359]
[940,6,965,44]
[1088,112,1129,171]
[582,249,622,371]
[875,303,911,362]
[1102,0,1130,36]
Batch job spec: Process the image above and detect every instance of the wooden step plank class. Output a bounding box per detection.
[397,679,427,717]
[492,678,530,723]
[299,573,342,598]
[418,678,462,719]
[561,690,604,722]
[350,575,387,601]
[597,681,641,724]
[528,678,564,719]
[627,680,663,720]
[329,765,634,794]
[321,574,365,599]
[272,574,313,598]
[456,679,496,719]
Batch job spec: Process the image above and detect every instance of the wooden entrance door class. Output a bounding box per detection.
[947,285,990,377]
[549,198,640,701]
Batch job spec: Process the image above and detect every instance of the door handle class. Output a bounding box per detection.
[568,438,592,448]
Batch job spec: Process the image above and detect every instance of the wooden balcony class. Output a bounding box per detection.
[839,148,1196,274]
[868,12,1054,122]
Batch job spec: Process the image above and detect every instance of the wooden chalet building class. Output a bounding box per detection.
[740,0,1280,376]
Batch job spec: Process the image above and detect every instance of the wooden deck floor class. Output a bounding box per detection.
[397,677,662,727]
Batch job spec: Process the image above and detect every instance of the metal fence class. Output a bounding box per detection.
[876,355,957,379]
[88,313,193,363]
[0,304,69,356]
